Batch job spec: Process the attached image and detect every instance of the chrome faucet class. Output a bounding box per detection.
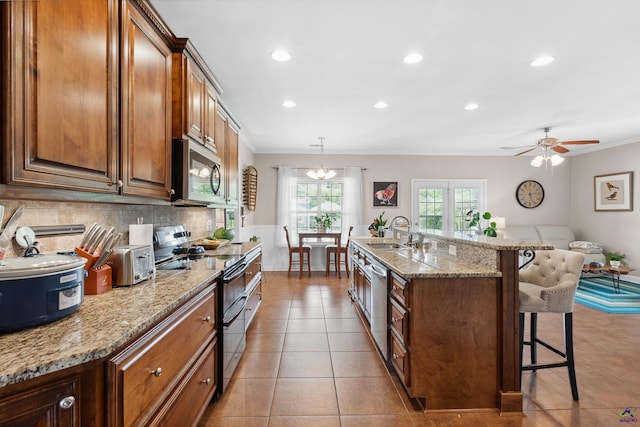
[389,216,412,245]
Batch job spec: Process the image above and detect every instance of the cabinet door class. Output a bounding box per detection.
[213,110,227,201]
[225,125,239,206]
[2,0,119,192]
[0,375,80,427]
[186,61,205,142]
[203,84,218,152]
[120,1,172,199]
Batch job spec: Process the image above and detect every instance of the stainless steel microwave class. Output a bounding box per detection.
[172,139,224,205]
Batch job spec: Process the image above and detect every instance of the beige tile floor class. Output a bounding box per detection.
[199,271,640,426]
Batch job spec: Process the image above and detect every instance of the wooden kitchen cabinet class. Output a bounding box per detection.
[1,0,119,193]
[106,285,217,427]
[0,375,80,427]
[121,0,173,199]
[225,122,240,206]
[172,39,222,154]
[245,249,263,330]
[2,0,173,200]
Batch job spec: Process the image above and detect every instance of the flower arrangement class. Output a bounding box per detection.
[314,213,333,231]
[464,210,497,237]
[368,211,387,236]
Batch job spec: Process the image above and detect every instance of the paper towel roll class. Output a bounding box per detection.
[129,224,153,246]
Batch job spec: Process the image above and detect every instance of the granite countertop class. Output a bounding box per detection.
[0,268,218,388]
[352,237,501,279]
[415,230,555,251]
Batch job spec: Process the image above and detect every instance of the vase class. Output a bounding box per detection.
[610,260,621,268]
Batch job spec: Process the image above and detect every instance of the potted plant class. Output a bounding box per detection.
[368,211,388,237]
[605,252,626,268]
[464,210,497,237]
[314,213,333,232]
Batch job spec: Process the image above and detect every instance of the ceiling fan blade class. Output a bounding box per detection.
[514,147,537,156]
[558,140,600,145]
[551,145,570,154]
[500,144,538,150]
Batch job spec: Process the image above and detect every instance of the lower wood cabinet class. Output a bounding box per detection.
[0,374,80,427]
[245,250,262,330]
[106,285,217,426]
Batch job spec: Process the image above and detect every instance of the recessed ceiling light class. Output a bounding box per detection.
[373,101,388,109]
[530,56,554,67]
[464,103,479,110]
[282,99,296,108]
[403,53,423,65]
[271,50,292,62]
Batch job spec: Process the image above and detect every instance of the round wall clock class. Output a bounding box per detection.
[516,180,544,208]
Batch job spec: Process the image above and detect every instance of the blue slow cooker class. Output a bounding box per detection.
[0,254,87,332]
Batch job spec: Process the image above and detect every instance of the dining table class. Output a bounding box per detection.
[298,231,342,279]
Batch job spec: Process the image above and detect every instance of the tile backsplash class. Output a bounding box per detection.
[0,199,216,258]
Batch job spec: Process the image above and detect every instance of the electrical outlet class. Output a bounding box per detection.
[206,220,213,232]
[448,245,457,256]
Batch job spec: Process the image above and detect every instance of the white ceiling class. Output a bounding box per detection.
[150,0,640,157]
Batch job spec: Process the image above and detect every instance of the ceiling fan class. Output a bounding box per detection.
[501,127,600,157]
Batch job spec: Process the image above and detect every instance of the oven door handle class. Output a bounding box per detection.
[223,263,248,282]
[223,296,248,327]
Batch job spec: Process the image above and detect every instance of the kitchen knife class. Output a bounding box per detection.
[79,223,98,249]
[81,225,100,251]
[87,229,106,254]
[93,229,115,256]
[94,248,113,269]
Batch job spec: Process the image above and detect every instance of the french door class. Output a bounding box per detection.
[411,179,487,233]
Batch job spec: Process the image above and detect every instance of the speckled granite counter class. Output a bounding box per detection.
[352,232,552,279]
[0,267,219,389]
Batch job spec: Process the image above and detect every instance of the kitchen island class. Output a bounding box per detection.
[350,232,552,414]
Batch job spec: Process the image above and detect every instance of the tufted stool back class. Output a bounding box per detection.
[519,249,585,313]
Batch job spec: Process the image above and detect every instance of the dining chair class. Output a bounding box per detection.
[518,248,585,401]
[325,226,353,277]
[283,226,311,277]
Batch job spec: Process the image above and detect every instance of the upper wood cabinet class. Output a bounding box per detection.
[1,0,173,200]
[225,122,240,206]
[172,39,222,154]
[1,0,119,193]
[120,0,173,199]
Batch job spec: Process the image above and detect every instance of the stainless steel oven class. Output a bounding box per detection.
[171,138,223,205]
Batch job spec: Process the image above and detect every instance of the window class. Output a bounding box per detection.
[412,179,487,233]
[296,177,344,233]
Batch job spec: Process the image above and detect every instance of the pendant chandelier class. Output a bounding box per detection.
[307,137,336,180]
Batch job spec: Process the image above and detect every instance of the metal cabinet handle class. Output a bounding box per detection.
[391,317,399,323]
[202,378,212,385]
[59,396,75,409]
[246,306,253,311]
[107,179,123,188]
[152,367,163,377]
[169,188,176,195]
[392,353,401,360]
[203,316,211,323]
[247,271,253,276]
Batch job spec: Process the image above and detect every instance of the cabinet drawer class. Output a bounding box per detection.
[390,297,409,345]
[390,333,410,388]
[245,279,262,331]
[152,339,217,427]
[108,287,216,427]
[390,274,409,307]
[246,253,262,281]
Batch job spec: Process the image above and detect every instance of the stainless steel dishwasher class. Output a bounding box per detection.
[367,257,389,361]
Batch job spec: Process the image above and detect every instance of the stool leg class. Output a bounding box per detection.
[530,312,538,370]
[288,251,293,277]
[306,251,311,277]
[565,312,579,401]
[345,252,350,278]
[325,251,330,276]
[519,312,524,386]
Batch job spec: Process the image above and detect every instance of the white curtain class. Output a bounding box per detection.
[342,166,364,238]
[276,166,297,247]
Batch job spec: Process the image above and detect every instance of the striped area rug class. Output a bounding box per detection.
[576,276,640,314]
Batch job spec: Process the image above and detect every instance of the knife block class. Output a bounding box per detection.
[85,265,112,295]
[75,247,98,270]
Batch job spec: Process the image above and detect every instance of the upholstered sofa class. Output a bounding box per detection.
[501,225,606,266]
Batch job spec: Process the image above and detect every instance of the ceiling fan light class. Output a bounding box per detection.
[530,156,544,167]
[551,154,564,166]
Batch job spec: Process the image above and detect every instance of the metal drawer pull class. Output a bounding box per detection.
[152,367,163,377]
[203,316,211,323]
[59,396,75,409]
[391,317,399,323]
[202,378,212,385]
[392,353,401,360]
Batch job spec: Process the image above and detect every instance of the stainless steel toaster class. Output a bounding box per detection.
[109,245,155,286]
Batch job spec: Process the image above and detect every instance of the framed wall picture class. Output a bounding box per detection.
[373,182,398,207]
[594,171,633,211]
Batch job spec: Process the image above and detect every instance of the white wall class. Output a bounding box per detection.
[252,153,574,270]
[571,141,640,268]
